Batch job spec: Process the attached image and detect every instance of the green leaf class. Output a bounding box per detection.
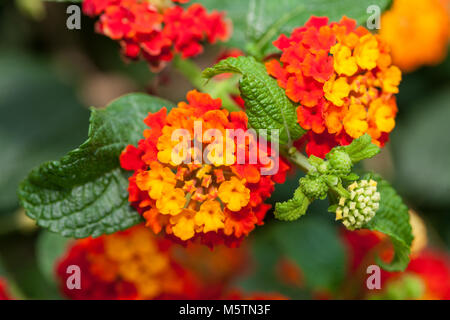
[203,56,305,145]
[342,173,359,181]
[198,0,392,52]
[273,212,347,291]
[274,188,310,221]
[367,273,425,300]
[0,53,89,214]
[327,204,338,213]
[237,210,346,296]
[0,256,25,299]
[363,173,413,272]
[236,228,310,299]
[393,89,450,207]
[341,133,380,163]
[37,231,72,285]
[18,94,175,238]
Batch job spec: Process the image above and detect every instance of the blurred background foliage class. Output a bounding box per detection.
[0,0,448,299]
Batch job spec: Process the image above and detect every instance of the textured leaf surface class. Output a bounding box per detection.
[274,188,309,221]
[203,56,305,145]
[18,94,174,238]
[199,0,391,52]
[363,174,413,272]
[341,134,380,163]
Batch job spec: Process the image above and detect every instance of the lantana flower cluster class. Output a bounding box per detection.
[380,0,449,72]
[82,0,230,71]
[56,225,197,300]
[335,179,380,230]
[342,229,450,300]
[56,225,286,300]
[266,16,402,158]
[120,90,289,247]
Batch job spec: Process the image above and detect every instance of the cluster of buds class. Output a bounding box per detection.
[335,179,380,230]
[298,147,354,201]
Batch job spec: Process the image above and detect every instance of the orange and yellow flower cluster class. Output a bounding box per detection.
[56,225,286,300]
[380,0,449,72]
[56,225,197,300]
[83,0,230,71]
[266,16,401,158]
[120,90,289,247]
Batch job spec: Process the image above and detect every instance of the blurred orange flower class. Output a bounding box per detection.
[380,0,450,72]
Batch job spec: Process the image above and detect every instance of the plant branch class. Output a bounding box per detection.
[284,147,312,173]
[172,54,204,89]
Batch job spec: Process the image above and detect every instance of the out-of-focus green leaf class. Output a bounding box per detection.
[0,53,89,214]
[240,209,347,295]
[18,94,174,239]
[273,214,347,291]
[363,173,413,272]
[16,0,45,20]
[198,0,391,53]
[37,231,72,285]
[0,234,61,299]
[236,227,311,299]
[393,89,450,207]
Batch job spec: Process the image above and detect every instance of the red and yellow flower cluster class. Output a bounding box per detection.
[56,225,198,300]
[266,16,401,158]
[82,0,230,71]
[342,229,450,300]
[56,225,286,300]
[0,278,13,300]
[120,90,288,247]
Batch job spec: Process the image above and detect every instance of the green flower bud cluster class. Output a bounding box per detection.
[335,179,380,230]
[299,151,355,201]
[299,176,328,200]
[326,149,352,176]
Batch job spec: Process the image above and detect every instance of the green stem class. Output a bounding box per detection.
[172,55,204,89]
[285,147,312,173]
[184,192,192,209]
[330,183,350,199]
